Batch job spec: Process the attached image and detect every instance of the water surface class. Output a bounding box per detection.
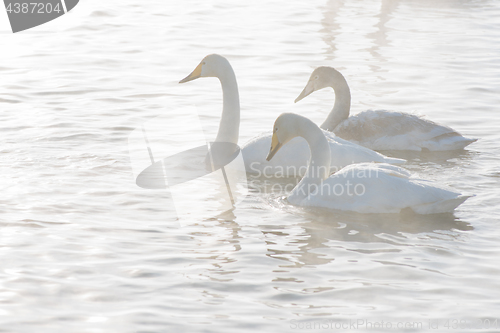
[1,0,499,332]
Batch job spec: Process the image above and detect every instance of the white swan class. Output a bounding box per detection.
[180,54,405,178]
[266,113,471,214]
[295,67,477,151]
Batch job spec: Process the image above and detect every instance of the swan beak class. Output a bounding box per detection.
[294,80,314,103]
[266,132,283,161]
[179,62,203,83]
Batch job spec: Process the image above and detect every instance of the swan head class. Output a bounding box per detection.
[266,113,299,161]
[294,66,346,103]
[179,54,231,83]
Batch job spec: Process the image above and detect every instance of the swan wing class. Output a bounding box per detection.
[323,130,405,169]
[335,110,476,151]
[298,163,469,214]
[241,131,405,177]
[242,132,311,177]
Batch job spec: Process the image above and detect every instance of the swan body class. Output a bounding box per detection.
[266,113,471,214]
[180,54,405,178]
[295,67,477,151]
[242,129,405,177]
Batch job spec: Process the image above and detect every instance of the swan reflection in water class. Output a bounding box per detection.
[188,198,472,271]
[262,201,472,268]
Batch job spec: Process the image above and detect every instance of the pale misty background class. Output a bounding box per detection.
[0,1,499,332]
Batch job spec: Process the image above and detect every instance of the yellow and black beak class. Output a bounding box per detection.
[179,62,203,83]
[294,80,314,103]
[266,132,283,161]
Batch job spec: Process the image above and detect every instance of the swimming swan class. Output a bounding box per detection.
[180,54,404,178]
[266,113,471,214]
[295,67,477,151]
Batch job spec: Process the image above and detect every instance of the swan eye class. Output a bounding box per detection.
[314,75,319,80]
[274,127,278,132]
[202,61,206,65]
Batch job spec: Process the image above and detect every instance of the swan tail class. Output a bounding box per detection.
[424,134,478,151]
[440,136,477,151]
[410,194,473,214]
[455,137,478,149]
[383,156,406,165]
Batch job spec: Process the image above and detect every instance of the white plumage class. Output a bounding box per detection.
[180,54,406,178]
[266,113,472,214]
[242,129,404,177]
[295,67,477,151]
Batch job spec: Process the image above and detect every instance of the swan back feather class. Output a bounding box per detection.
[267,113,471,214]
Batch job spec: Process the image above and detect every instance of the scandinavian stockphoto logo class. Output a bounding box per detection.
[128,107,248,222]
[4,0,79,33]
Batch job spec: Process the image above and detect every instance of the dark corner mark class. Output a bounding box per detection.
[3,0,79,33]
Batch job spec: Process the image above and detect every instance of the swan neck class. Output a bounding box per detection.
[289,119,331,200]
[215,65,240,144]
[301,124,331,181]
[320,77,351,132]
